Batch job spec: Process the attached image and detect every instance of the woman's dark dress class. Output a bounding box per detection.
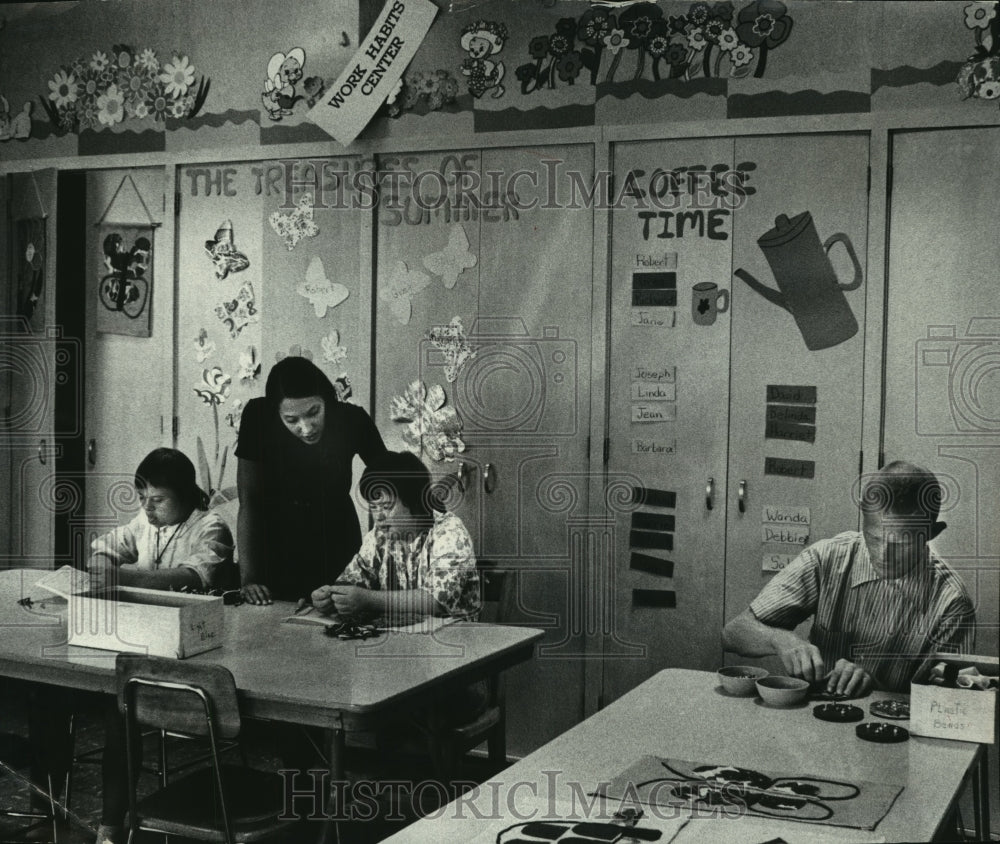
[235,397,386,600]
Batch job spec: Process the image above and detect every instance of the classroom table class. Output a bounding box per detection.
[384,667,991,843]
[0,568,543,832]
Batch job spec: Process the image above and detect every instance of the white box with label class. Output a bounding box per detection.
[67,587,223,659]
[909,654,998,744]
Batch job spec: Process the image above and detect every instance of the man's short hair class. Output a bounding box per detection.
[860,460,942,521]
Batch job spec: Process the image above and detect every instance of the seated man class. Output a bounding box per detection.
[722,460,976,696]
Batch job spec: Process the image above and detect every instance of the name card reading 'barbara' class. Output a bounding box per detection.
[631,404,677,422]
[631,438,676,455]
[761,525,810,546]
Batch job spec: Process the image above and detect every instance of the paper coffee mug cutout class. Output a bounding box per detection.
[734,212,863,351]
[269,192,320,250]
[204,220,250,279]
[423,225,477,289]
[297,256,349,318]
[380,261,431,325]
[691,282,729,326]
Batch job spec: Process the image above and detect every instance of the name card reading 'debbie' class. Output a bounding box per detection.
[307,0,437,146]
[761,525,810,546]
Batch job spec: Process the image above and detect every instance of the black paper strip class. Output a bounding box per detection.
[630,530,673,550]
[630,486,676,509]
[630,553,674,578]
[632,589,676,608]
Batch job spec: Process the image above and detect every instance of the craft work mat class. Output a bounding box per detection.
[594,756,903,831]
[672,817,887,844]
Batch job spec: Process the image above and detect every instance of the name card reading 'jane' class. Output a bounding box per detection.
[631,309,676,328]
[632,366,676,383]
[761,525,810,546]
[630,382,676,401]
[762,553,798,572]
[632,404,677,423]
[631,438,676,455]
[762,505,810,525]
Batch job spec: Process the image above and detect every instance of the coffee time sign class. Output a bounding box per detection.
[308,0,437,146]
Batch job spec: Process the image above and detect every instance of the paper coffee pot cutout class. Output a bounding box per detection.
[734,212,863,351]
[204,220,250,280]
[297,256,349,318]
[423,224,477,289]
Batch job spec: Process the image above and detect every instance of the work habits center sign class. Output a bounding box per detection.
[308,0,437,147]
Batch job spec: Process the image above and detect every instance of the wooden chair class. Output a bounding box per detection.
[116,653,296,844]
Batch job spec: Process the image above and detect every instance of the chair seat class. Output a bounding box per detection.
[449,704,501,744]
[135,764,290,841]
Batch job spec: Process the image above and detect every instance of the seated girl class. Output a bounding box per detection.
[311,450,480,623]
[89,447,234,592]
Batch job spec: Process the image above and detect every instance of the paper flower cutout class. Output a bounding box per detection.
[214,281,259,339]
[380,261,430,325]
[321,329,348,366]
[224,397,245,432]
[193,366,231,406]
[269,192,319,250]
[297,256,349,318]
[333,374,353,402]
[205,220,250,279]
[423,224,477,289]
[428,316,477,383]
[193,328,216,362]
[389,379,465,462]
[238,345,261,384]
[275,344,313,363]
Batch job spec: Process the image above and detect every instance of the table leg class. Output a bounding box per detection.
[317,727,346,844]
[972,745,990,841]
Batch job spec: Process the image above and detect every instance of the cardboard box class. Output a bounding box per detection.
[909,654,998,744]
[68,587,223,659]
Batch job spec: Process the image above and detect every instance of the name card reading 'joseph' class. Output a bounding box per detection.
[632,366,676,383]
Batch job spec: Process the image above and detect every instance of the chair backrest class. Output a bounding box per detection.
[476,560,513,626]
[115,653,241,740]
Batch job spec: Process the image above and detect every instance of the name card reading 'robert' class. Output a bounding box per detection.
[761,525,810,546]
[630,382,676,401]
[632,404,677,422]
[762,553,797,572]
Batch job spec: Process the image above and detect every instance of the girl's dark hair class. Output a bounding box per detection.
[265,356,339,408]
[134,448,208,511]
[359,451,441,520]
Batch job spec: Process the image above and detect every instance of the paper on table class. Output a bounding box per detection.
[281,610,457,634]
[673,817,886,844]
[35,565,91,599]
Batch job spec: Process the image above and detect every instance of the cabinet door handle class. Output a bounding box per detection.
[38,439,46,465]
[738,480,747,514]
[455,461,467,492]
[706,477,714,511]
[483,463,496,494]
[88,438,97,467]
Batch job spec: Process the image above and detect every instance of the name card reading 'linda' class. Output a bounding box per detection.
[761,525,810,546]
[762,505,810,525]
[762,553,798,572]
[632,404,677,422]
[630,382,676,401]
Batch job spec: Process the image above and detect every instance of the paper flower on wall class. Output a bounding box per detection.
[333,374,353,402]
[423,224,477,289]
[205,220,250,280]
[193,328,216,362]
[297,256,349,317]
[275,344,313,362]
[269,192,320,250]
[380,261,430,325]
[390,380,465,462]
[428,316,477,382]
[214,281,259,339]
[224,397,245,432]
[321,329,348,366]
[193,366,231,406]
[238,346,261,384]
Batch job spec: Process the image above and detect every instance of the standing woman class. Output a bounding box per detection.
[236,356,387,604]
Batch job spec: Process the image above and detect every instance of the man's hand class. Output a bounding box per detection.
[776,640,826,683]
[240,582,272,605]
[329,585,373,619]
[824,658,873,697]
[311,585,336,615]
[86,557,115,592]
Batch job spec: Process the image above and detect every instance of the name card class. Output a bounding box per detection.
[630,309,676,327]
[631,438,676,455]
[767,404,817,424]
[631,403,677,422]
[762,553,797,572]
[766,384,817,404]
[765,420,816,443]
[764,457,815,479]
[762,505,811,525]
[635,252,678,269]
[630,382,676,401]
[761,525,810,546]
[632,366,676,383]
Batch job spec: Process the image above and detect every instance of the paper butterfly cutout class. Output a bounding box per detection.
[193,328,216,363]
[269,192,320,250]
[321,329,348,366]
[428,316,477,383]
[423,225,477,289]
[238,345,261,384]
[214,281,259,339]
[297,256,349,318]
[389,379,465,462]
[380,261,430,325]
[204,220,250,280]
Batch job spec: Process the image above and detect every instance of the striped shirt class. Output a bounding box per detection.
[751,531,976,692]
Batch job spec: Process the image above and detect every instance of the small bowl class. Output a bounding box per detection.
[756,675,810,706]
[717,665,769,696]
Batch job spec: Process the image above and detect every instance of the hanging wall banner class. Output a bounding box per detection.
[307,0,438,146]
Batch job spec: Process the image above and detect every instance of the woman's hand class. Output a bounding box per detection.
[240,582,272,605]
[311,585,336,614]
[329,585,374,619]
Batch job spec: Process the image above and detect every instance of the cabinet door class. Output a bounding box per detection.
[724,134,870,672]
[84,168,170,530]
[884,128,999,657]
[2,169,60,567]
[602,138,734,704]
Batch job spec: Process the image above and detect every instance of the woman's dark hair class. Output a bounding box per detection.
[134,448,208,512]
[359,451,441,520]
[265,356,339,409]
